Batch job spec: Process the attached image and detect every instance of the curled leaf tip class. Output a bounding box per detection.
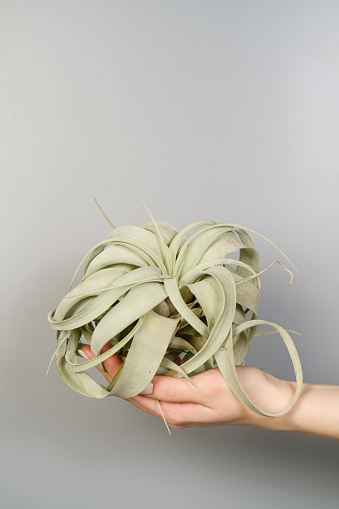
[236,260,294,287]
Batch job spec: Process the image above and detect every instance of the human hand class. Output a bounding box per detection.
[79,342,295,429]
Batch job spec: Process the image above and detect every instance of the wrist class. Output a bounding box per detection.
[232,368,339,440]
[280,382,339,440]
[236,373,298,432]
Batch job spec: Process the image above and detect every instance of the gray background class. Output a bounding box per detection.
[1,1,338,507]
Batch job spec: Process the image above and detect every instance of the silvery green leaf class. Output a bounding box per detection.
[91,282,168,356]
[215,320,303,417]
[110,311,180,398]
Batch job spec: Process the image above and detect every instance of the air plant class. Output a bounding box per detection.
[47,196,303,421]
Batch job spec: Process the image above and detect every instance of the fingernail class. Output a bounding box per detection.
[78,350,89,360]
[140,383,153,395]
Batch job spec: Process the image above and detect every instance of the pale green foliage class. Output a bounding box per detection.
[48,217,303,417]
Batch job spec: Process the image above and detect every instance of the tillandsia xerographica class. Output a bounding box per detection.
[47,199,303,418]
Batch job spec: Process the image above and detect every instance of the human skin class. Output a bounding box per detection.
[80,343,339,440]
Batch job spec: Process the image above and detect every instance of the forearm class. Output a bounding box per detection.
[245,380,339,440]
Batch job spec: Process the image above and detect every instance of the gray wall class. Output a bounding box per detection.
[1,1,338,508]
